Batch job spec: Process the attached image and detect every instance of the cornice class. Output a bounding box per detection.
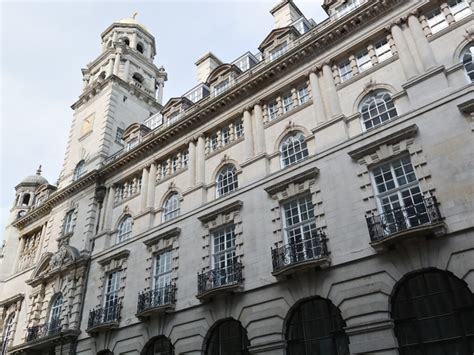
[0,293,24,308]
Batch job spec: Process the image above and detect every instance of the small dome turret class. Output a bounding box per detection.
[17,166,48,187]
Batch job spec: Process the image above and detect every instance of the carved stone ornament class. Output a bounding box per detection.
[49,246,70,270]
[364,78,377,92]
[168,181,176,190]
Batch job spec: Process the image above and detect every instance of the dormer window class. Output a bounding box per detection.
[126,137,139,151]
[167,110,182,125]
[213,79,230,96]
[269,43,288,61]
[335,0,361,19]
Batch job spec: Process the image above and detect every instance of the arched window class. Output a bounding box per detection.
[48,294,63,332]
[162,192,180,222]
[117,215,133,243]
[1,313,15,355]
[143,336,174,355]
[216,165,238,197]
[359,91,398,130]
[136,42,145,54]
[392,269,474,354]
[280,131,309,167]
[461,43,474,82]
[120,37,130,46]
[206,319,250,355]
[286,297,350,355]
[132,73,144,84]
[21,193,31,206]
[73,160,86,181]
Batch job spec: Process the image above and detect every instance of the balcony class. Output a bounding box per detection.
[271,232,330,278]
[366,196,445,251]
[136,284,176,319]
[196,261,243,300]
[9,319,79,353]
[86,302,121,334]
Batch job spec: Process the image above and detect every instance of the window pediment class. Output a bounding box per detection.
[258,26,300,52]
[97,249,130,267]
[198,200,243,226]
[161,97,194,116]
[264,166,319,197]
[143,227,181,248]
[348,124,418,160]
[206,64,242,85]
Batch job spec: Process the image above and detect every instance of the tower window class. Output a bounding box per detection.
[132,73,144,84]
[73,160,86,181]
[120,37,130,46]
[136,42,144,54]
[21,193,31,206]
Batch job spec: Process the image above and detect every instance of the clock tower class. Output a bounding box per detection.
[59,14,167,188]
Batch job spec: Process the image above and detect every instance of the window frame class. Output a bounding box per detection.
[359,91,398,131]
[162,192,180,222]
[1,313,15,355]
[63,210,75,235]
[153,250,173,290]
[73,161,86,181]
[117,215,133,243]
[216,165,239,198]
[280,131,309,168]
[103,270,121,317]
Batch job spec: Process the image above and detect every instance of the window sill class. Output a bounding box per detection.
[155,167,188,185]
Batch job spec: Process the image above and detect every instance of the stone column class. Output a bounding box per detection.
[140,166,149,210]
[243,109,255,160]
[131,32,138,48]
[112,31,118,43]
[309,70,327,124]
[253,103,266,154]
[103,186,115,230]
[147,163,157,209]
[407,15,437,70]
[123,60,130,81]
[156,79,164,104]
[113,53,121,76]
[196,135,205,184]
[390,23,418,78]
[188,139,196,187]
[107,58,114,77]
[322,63,342,117]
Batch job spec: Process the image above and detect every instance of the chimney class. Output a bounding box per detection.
[195,52,223,83]
[270,0,303,28]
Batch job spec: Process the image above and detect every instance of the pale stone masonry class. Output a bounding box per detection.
[1,0,474,354]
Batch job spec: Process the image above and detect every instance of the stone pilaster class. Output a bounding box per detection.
[253,103,266,154]
[407,15,437,70]
[390,23,418,78]
[147,163,157,209]
[309,70,327,124]
[321,63,342,117]
[196,135,205,184]
[243,109,254,160]
[140,166,149,210]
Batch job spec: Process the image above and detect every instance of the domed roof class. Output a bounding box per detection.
[19,166,48,186]
[116,13,148,31]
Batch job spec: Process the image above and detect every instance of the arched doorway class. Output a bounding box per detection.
[286,296,350,355]
[205,318,250,355]
[142,336,174,355]
[392,269,474,354]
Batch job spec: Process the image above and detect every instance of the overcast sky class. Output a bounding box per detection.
[0,0,327,241]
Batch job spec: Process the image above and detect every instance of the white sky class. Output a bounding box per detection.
[0,0,327,242]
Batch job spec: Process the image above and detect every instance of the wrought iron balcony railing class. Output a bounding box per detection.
[137,284,176,316]
[366,196,442,243]
[197,261,243,297]
[271,232,329,273]
[87,302,121,331]
[26,318,62,342]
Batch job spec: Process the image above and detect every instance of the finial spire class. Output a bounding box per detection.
[36,165,42,175]
[132,12,138,20]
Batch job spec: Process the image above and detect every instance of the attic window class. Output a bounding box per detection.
[335,0,361,19]
[213,79,230,96]
[132,73,144,84]
[136,43,144,54]
[269,43,288,61]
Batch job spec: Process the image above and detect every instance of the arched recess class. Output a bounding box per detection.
[141,336,174,355]
[204,318,250,355]
[284,296,350,355]
[391,268,474,355]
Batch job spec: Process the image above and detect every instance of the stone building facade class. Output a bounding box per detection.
[1,0,474,354]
